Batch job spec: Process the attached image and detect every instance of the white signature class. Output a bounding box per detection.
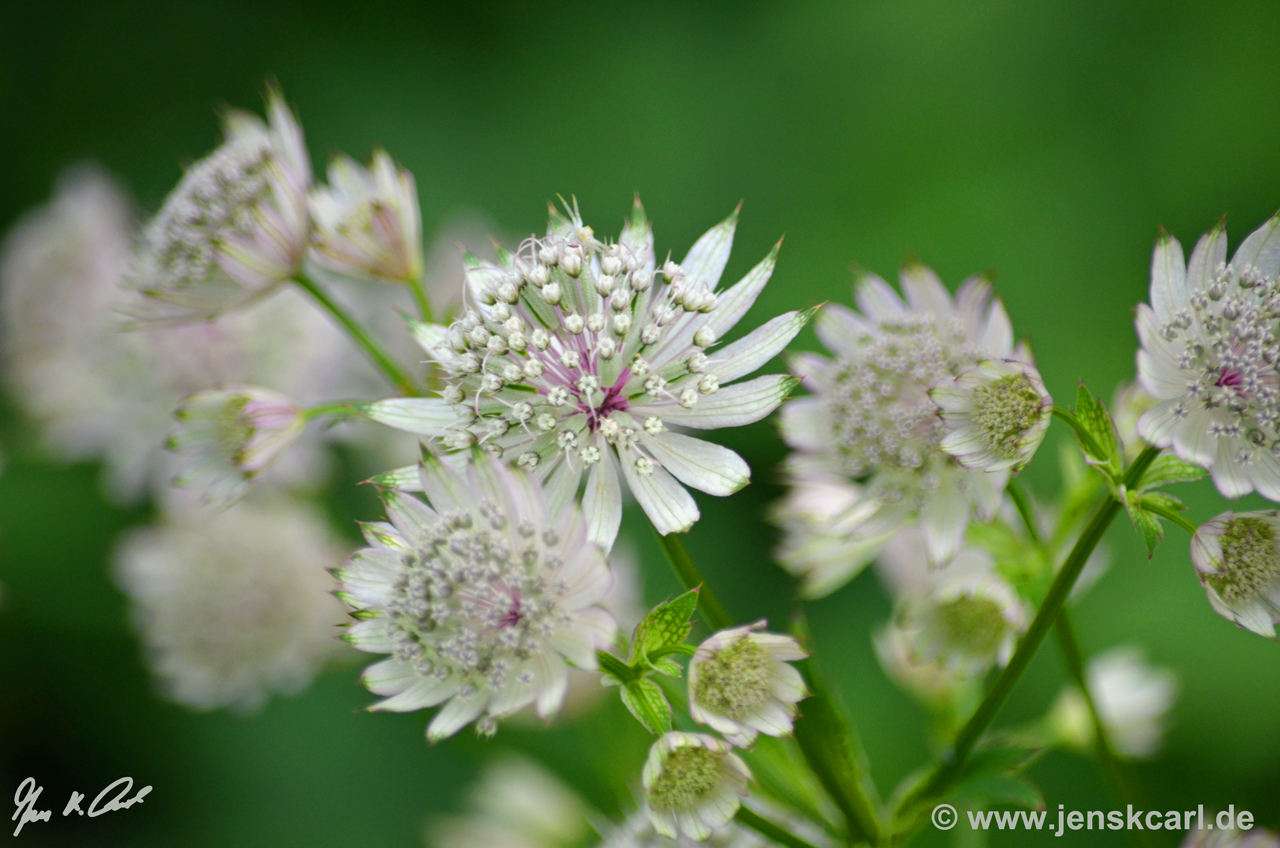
[11,777,152,837]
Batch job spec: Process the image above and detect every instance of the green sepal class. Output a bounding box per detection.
[620,678,672,735]
[1138,454,1205,490]
[632,589,699,661]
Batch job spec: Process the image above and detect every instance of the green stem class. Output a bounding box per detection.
[294,272,418,396]
[408,274,435,323]
[735,806,824,848]
[900,445,1161,812]
[302,401,361,421]
[1052,406,1107,464]
[1054,614,1161,848]
[1006,479,1042,547]
[595,650,635,683]
[653,530,734,630]
[1140,500,1198,536]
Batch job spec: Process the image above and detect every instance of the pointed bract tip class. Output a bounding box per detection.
[1210,215,1227,233]
[723,202,743,226]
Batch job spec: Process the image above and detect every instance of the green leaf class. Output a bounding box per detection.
[1074,383,1121,472]
[620,678,672,735]
[650,658,684,678]
[1139,454,1205,490]
[949,773,1045,810]
[1123,488,1164,558]
[633,589,699,660]
[1141,491,1184,512]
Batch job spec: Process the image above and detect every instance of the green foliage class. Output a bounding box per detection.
[633,588,699,663]
[1138,454,1206,490]
[1072,383,1122,478]
[620,678,673,735]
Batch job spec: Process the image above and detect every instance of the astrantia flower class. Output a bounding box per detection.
[167,386,306,506]
[364,199,803,547]
[688,622,808,748]
[903,565,1027,676]
[113,497,349,712]
[128,85,311,321]
[309,149,422,284]
[335,449,616,741]
[1112,381,1158,460]
[1049,644,1177,759]
[1182,825,1280,848]
[1135,216,1280,500]
[642,732,751,841]
[1189,510,1280,638]
[932,359,1052,472]
[775,263,1027,597]
[603,805,828,848]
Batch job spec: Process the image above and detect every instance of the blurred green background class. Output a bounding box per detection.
[2,1,1279,845]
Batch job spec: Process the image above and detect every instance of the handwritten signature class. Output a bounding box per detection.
[12,777,151,837]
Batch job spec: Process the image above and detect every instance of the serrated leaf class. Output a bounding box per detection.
[1139,454,1205,490]
[620,678,672,735]
[633,589,699,659]
[1074,384,1120,472]
[1141,491,1184,512]
[650,658,684,678]
[1124,490,1164,558]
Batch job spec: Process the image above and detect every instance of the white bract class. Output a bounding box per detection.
[167,386,306,506]
[642,732,751,842]
[113,497,349,712]
[1049,644,1177,759]
[362,199,803,548]
[932,359,1052,472]
[776,263,1027,597]
[1135,216,1280,500]
[310,149,422,284]
[335,449,616,741]
[128,86,312,321]
[1190,510,1280,639]
[688,622,808,748]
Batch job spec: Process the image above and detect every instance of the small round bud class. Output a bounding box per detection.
[693,327,716,347]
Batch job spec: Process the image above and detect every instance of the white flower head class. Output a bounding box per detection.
[1049,644,1177,760]
[776,262,1026,597]
[1182,826,1280,848]
[602,806,826,848]
[309,149,422,284]
[873,619,968,706]
[1189,510,1280,639]
[128,84,312,321]
[1112,381,1158,460]
[335,448,617,741]
[642,731,751,841]
[382,198,803,548]
[1135,216,1280,500]
[932,358,1052,472]
[113,497,349,712]
[904,565,1027,676]
[167,385,306,506]
[688,621,809,748]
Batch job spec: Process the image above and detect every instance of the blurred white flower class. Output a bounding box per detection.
[642,732,751,841]
[428,755,593,848]
[601,805,821,848]
[1190,510,1280,639]
[363,198,802,548]
[420,213,504,322]
[688,622,808,748]
[901,563,1027,678]
[310,149,422,284]
[1181,824,1280,848]
[932,359,1052,473]
[1049,644,1177,759]
[113,496,349,712]
[127,86,312,321]
[1112,381,1157,461]
[1135,217,1280,501]
[775,263,1027,598]
[336,449,616,741]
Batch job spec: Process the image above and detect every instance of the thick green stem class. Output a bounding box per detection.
[294,272,419,396]
[901,445,1161,811]
[654,530,733,630]
[1055,614,1161,848]
[408,274,434,323]
[736,806,824,848]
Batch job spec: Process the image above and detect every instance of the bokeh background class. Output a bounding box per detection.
[2,1,1279,845]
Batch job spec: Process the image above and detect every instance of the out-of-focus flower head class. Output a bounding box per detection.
[167,385,306,506]
[335,449,616,741]
[310,149,422,284]
[1112,381,1158,461]
[1135,217,1280,501]
[642,731,751,841]
[127,85,311,322]
[1049,644,1177,759]
[1190,510,1280,639]
[113,496,350,712]
[427,755,593,848]
[775,262,1028,598]
[1181,824,1280,848]
[362,198,803,549]
[932,358,1052,473]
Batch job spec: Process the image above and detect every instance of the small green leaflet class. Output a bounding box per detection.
[1123,487,1164,558]
[620,678,672,735]
[1074,384,1121,475]
[633,589,699,660]
[1138,454,1205,490]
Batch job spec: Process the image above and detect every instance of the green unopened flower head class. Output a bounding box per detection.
[167,385,305,507]
[1191,510,1280,639]
[932,358,1053,473]
[688,621,808,748]
[641,732,750,841]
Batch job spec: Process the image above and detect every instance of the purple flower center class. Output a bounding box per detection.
[1216,368,1244,390]
[579,370,632,431]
